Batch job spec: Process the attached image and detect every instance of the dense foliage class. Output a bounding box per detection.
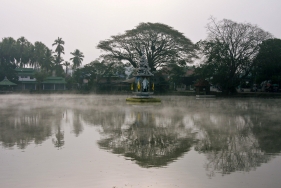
[97,22,196,70]
[70,49,84,70]
[0,36,84,82]
[73,60,126,91]
[254,38,281,84]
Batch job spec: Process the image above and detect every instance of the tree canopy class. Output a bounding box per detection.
[254,38,281,84]
[70,49,84,69]
[97,22,196,71]
[0,36,81,79]
[52,37,66,76]
[72,59,126,91]
[52,37,65,65]
[0,37,54,81]
[195,17,272,93]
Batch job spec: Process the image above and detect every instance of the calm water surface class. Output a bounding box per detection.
[0,94,281,188]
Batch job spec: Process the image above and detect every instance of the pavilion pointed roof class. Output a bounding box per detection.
[0,77,17,86]
[134,47,153,77]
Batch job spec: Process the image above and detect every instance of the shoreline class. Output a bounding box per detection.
[2,90,281,98]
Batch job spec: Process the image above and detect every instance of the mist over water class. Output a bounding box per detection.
[1,94,281,188]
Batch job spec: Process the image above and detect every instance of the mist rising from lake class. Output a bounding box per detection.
[1,94,281,188]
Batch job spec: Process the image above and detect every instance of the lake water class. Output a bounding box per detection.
[1,94,281,188]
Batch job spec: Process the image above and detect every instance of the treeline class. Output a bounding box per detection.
[96,19,281,94]
[0,37,84,83]
[0,36,132,91]
[1,17,281,94]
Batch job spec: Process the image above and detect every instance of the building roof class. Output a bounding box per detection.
[20,81,38,84]
[0,77,17,86]
[15,68,35,76]
[159,67,195,77]
[194,79,210,87]
[122,77,135,83]
[42,77,66,84]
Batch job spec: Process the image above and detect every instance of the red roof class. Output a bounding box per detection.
[194,79,210,87]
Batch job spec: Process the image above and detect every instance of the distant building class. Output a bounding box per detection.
[194,79,210,95]
[42,77,66,90]
[0,76,17,91]
[157,66,197,91]
[96,75,127,91]
[181,68,197,91]
[15,68,66,91]
[15,68,37,90]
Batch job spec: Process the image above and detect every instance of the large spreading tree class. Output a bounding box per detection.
[195,17,272,93]
[97,22,196,70]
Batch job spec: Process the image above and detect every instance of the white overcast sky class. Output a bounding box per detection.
[1,0,281,66]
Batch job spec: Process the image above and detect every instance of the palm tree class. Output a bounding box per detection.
[16,36,27,67]
[16,37,33,68]
[62,61,71,75]
[32,41,48,69]
[70,49,84,69]
[52,37,65,65]
[1,37,17,65]
[42,49,55,73]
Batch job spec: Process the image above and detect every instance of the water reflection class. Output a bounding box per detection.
[0,107,52,149]
[0,97,76,149]
[52,125,64,149]
[72,110,84,137]
[192,112,270,177]
[252,113,281,154]
[95,108,197,167]
[1,95,281,177]
[190,99,281,176]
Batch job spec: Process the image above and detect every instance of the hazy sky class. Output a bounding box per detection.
[1,0,281,66]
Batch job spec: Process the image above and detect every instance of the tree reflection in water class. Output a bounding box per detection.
[193,113,269,177]
[82,98,281,175]
[71,110,84,137]
[0,107,52,149]
[191,99,281,177]
[1,95,281,177]
[93,107,197,168]
[0,102,68,149]
[52,125,64,149]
